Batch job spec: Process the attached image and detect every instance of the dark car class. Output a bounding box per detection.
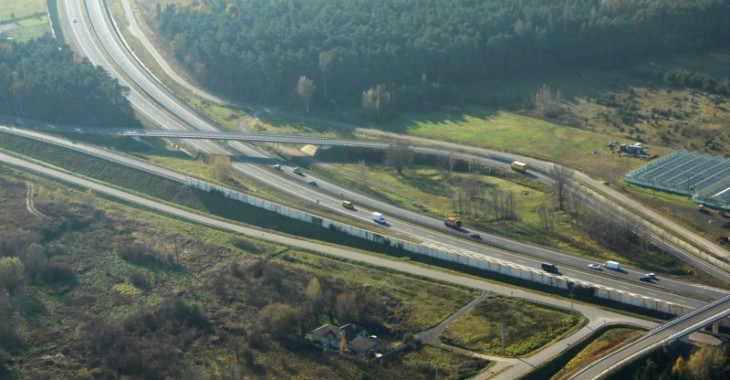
[541,263,558,273]
[469,233,481,240]
[639,275,653,282]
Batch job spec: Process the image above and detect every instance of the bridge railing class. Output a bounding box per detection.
[570,293,730,380]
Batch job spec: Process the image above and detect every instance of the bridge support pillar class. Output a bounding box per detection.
[712,322,720,334]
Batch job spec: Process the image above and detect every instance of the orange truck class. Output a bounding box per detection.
[444,217,462,229]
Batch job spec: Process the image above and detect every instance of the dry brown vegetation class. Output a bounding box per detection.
[0,172,486,379]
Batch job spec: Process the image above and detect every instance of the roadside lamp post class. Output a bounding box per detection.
[569,289,575,318]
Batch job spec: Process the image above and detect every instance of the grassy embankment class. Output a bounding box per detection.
[0,168,488,379]
[0,0,49,41]
[551,327,644,380]
[440,296,584,357]
[519,325,646,380]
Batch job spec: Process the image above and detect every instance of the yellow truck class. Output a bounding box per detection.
[511,161,527,172]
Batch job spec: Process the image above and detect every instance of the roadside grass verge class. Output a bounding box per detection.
[519,325,646,380]
[440,296,584,357]
[551,327,644,380]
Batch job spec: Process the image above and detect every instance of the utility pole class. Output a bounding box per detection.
[173,235,179,265]
[501,320,506,355]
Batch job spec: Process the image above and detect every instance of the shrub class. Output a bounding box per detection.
[0,257,24,294]
[119,243,164,266]
[40,262,75,285]
[129,271,150,291]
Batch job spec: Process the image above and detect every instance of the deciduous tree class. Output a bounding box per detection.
[549,163,574,212]
[296,75,315,113]
[384,139,413,175]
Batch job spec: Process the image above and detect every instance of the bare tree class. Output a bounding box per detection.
[210,154,232,181]
[437,154,453,181]
[538,203,555,232]
[533,84,563,116]
[549,163,575,211]
[296,75,315,113]
[357,160,368,188]
[384,139,413,175]
[463,171,483,218]
[318,51,333,100]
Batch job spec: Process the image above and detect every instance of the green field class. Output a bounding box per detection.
[0,0,45,21]
[0,0,49,41]
[440,296,583,357]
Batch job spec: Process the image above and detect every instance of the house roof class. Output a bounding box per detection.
[349,336,379,352]
[312,324,340,340]
[339,323,365,341]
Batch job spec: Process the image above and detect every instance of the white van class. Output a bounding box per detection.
[604,261,621,270]
[372,212,386,223]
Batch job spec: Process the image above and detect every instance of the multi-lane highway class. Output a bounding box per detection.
[52,0,729,304]
[2,123,725,310]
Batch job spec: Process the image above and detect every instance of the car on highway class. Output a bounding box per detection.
[307,180,317,186]
[588,263,602,271]
[645,273,656,279]
[469,233,481,240]
[639,275,653,282]
[72,18,78,23]
[272,164,282,170]
[292,167,304,175]
[341,200,354,209]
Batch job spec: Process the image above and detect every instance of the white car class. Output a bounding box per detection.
[645,273,656,279]
[588,263,601,271]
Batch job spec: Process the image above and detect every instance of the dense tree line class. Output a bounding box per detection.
[155,0,730,112]
[0,37,138,127]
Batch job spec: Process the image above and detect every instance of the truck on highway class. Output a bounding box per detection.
[541,263,558,273]
[604,261,621,270]
[511,161,528,172]
[372,212,386,223]
[444,217,462,229]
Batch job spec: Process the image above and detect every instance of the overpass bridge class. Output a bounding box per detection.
[118,129,392,148]
[570,294,730,380]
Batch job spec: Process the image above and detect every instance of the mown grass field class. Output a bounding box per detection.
[440,296,583,357]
